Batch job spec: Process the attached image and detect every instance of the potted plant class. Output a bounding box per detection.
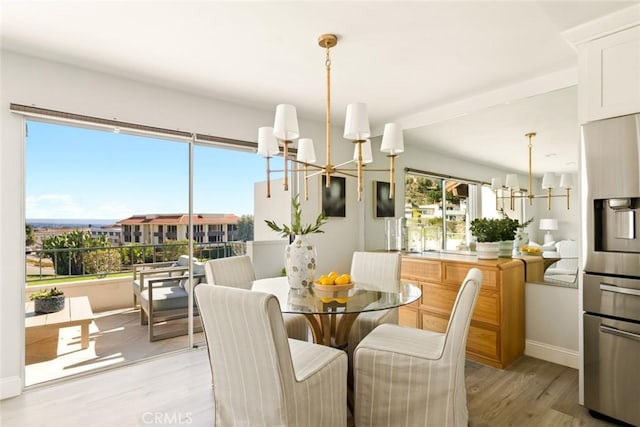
[265,195,327,289]
[469,218,501,259]
[30,287,65,314]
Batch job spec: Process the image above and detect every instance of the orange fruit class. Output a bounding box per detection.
[335,274,351,285]
[319,275,335,285]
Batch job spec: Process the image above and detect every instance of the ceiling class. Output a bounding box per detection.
[2,1,638,175]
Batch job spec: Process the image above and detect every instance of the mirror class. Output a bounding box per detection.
[399,86,580,287]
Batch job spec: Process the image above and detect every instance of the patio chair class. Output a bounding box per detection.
[354,268,482,427]
[132,255,192,308]
[203,255,309,341]
[195,284,348,426]
[138,258,206,341]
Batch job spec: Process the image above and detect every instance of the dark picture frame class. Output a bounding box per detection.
[375,181,395,218]
[321,175,346,217]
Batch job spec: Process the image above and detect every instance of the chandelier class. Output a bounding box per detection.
[491,132,572,210]
[257,33,404,202]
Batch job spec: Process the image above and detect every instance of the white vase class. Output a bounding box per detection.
[498,240,514,258]
[284,235,317,289]
[476,242,499,259]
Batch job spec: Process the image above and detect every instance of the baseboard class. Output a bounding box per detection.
[525,339,579,369]
[1,376,22,400]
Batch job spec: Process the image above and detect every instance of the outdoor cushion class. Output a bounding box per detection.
[139,286,190,312]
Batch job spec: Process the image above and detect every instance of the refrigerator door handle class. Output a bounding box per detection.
[600,283,640,296]
[600,324,640,342]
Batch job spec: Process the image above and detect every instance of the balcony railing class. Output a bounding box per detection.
[26,241,246,282]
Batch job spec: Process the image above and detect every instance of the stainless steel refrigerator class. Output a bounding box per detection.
[583,112,640,426]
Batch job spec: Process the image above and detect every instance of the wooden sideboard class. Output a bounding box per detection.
[400,253,525,369]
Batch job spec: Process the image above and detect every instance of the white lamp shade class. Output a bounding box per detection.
[273,104,300,141]
[505,174,520,190]
[380,123,404,155]
[541,172,556,189]
[353,139,373,164]
[257,126,279,157]
[296,138,316,163]
[539,218,558,231]
[491,177,503,191]
[343,103,371,140]
[559,173,573,189]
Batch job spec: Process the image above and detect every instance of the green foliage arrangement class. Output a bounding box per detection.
[469,218,502,242]
[265,195,328,238]
[30,287,64,300]
[470,213,534,243]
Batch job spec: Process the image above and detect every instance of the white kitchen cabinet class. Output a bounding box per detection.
[580,25,640,123]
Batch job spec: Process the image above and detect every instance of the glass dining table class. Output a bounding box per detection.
[251,277,421,349]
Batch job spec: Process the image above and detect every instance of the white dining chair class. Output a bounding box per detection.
[195,284,348,426]
[354,268,483,427]
[203,255,309,341]
[347,251,402,359]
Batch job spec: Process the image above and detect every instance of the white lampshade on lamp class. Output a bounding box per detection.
[541,172,556,189]
[491,177,503,191]
[273,104,299,140]
[343,103,371,140]
[539,218,559,245]
[380,123,405,155]
[353,139,373,164]
[380,123,404,198]
[505,174,520,190]
[257,127,279,157]
[296,138,316,163]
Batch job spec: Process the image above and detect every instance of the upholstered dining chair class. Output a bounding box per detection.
[195,284,348,426]
[203,255,309,341]
[347,251,402,359]
[354,268,483,427]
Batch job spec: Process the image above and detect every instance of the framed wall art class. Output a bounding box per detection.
[321,175,346,217]
[374,180,395,218]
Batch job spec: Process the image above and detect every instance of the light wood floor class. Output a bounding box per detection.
[2,349,624,427]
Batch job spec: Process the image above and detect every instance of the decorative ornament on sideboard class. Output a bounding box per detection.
[265,195,327,289]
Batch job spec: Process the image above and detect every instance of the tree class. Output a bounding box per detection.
[237,214,254,242]
[41,230,111,275]
[25,224,36,247]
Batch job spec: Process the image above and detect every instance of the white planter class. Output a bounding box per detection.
[284,235,317,289]
[498,240,514,258]
[476,242,499,259]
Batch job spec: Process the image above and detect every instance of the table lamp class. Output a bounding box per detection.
[539,218,558,245]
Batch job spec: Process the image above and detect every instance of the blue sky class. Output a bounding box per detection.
[26,121,281,219]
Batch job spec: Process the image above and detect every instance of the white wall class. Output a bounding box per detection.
[0,51,361,398]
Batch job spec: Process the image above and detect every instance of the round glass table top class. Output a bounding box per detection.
[251,276,421,315]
